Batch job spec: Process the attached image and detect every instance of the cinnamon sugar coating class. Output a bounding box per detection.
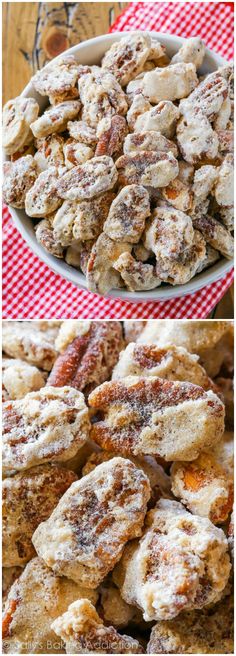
[32,457,150,587]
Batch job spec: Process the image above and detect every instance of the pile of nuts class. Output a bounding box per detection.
[2,33,234,295]
[2,319,234,653]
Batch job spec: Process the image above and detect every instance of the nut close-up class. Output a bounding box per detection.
[1,318,234,654]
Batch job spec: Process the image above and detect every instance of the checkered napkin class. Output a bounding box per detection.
[2,1,234,319]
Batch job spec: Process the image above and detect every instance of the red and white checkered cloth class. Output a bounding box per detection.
[2,1,234,319]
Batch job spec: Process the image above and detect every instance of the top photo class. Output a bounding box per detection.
[2,1,234,319]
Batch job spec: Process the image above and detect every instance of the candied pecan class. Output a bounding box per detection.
[2,321,59,370]
[214,154,233,207]
[3,96,39,155]
[116,151,179,187]
[114,253,161,291]
[35,218,64,258]
[2,557,98,653]
[179,71,229,120]
[95,115,128,158]
[63,138,94,168]
[86,233,131,295]
[3,155,38,209]
[56,156,118,201]
[34,134,65,171]
[31,100,81,139]
[113,499,231,621]
[2,386,90,476]
[79,68,128,128]
[67,120,97,145]
[47,321,123,395]
[88,376,225,461]
[102,32,152,86]
[171,453,233,524]
[32,55,80,101]
[142,63,198,103]
[3,464,78,566]
[32,457,151,587]
[135,100,180,137]
[176,114,219,164]
[147,595,233,654]
[112,343,219,395]
[25,166,62,217]
[171,37,206,69]
[51,599,144,654]
[2,357,46,400]
[193,214,234,259]
[124,131,178,157]
[104,184,150,243]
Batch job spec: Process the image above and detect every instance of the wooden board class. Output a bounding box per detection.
[2,2,128,103]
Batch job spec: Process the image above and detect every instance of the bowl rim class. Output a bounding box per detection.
[4,30,233,303]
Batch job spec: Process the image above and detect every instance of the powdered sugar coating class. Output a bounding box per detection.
[51,598,144,653]
[2,321,59,370]
[25,166,62,217]
[88,376,224,461]
[112,343,218,394]
[114,253,161,291]
[147,595,233,654]
[2,557,98,653]
[3,385,90,476]
[32,457,150,587]
[3,464,78,566]
[3,96,39,155]
[104,184,150,243]
[2,357,46,400]
[3,155,38,208]
[32,55,80,102]
[116,151,179,187]
[56,156,118,201]
[31,100,81,138]
[86,233,131,294]
[102,32,152,86]
[171,451,233,525]
[113,499,231,621]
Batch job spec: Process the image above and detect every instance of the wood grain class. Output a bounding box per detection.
[2,2,128,104]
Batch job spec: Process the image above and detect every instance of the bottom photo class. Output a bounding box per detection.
[2,319,234,654]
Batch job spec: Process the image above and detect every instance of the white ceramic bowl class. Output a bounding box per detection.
[5,31,233,302]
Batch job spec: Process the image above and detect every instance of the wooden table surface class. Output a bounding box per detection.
[2,1,233,318]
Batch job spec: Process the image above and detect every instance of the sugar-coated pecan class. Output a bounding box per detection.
[47,321,123,395]
[147,594,233,653]
[32,55,80,102]
[3,464,78,566]
[56,156,118,201]
[113,499,231,621]
[102,32,152,86]
[3,155,38,209]
[114,252,161,291]
[142,63,198,103]
[88,376,224,461]
[32,457,150,587]
[116,151,179,187]
[3,386,90,476]
[31,100,81,139]
[95,115,128,158]
[3,96,39,155]
[2,557,98,653]
[104,184,150,243]
[51,599,144,653]
[2,320,59,370]
[193,214,234,259]
[171,37,205,69]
